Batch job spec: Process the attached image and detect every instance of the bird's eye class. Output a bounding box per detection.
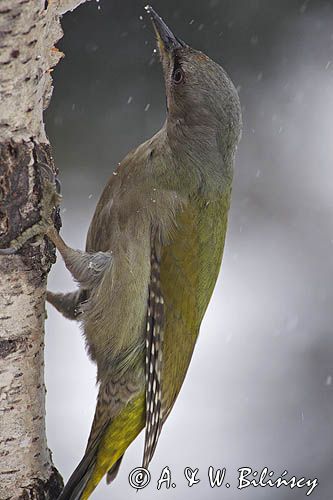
[173,68,184,84]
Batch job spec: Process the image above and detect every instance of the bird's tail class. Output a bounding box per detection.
[57,443,99,500]
[58,393,145,500]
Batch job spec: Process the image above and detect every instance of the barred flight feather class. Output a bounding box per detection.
[142,242,165,469]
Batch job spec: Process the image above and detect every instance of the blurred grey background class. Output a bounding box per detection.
[45,0,333,498]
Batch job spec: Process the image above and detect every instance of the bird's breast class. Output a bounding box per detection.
[159,188,232,412]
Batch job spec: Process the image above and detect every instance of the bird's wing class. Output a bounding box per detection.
[142,233,165,468]
[142,194,230,468]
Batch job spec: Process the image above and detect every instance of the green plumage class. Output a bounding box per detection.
[48,6,242,499]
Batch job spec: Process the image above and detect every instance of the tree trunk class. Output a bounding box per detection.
[0,1,86,498]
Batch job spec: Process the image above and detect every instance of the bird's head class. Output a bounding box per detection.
[145,5,242,157]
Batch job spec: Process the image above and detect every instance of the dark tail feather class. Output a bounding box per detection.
[57,446,97,500]
[47,289,87,321]
[106,455,124,484]
[57,420,110,500]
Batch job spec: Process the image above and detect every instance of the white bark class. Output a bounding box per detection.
[0,0,86,142]
[0,255,55,498]
[0,0,88,498]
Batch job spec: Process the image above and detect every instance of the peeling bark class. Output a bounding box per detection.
[0,0,88,498]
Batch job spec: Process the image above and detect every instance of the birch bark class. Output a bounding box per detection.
[0,1,87,498]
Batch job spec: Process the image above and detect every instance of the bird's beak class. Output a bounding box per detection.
[145,5,186,58]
